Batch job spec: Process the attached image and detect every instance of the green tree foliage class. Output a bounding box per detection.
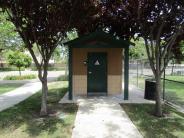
[50,30,78,63]
[129,38,146,59]
[66,29,78,41]
[0,12,23,67]
[179,41,184,60]
[0,12,22,51]
[7,51,32,76]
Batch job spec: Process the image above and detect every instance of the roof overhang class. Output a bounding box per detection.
[64,31,134,48]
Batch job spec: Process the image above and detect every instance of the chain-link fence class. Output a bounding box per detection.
[129,59,184,109]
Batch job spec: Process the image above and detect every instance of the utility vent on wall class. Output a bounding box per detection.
[94,60,100,65]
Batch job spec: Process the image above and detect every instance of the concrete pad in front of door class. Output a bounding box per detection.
[72,97,143,138]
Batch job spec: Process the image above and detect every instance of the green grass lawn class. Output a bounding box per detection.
[165,75,184,82]
[130,75,184,108]
[0,83,24,95]
[165,81,184,108]
[0,81,78,138]
[122,104,184,138]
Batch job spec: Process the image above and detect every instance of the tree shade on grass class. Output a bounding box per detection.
[121,104,184,138]
[0,81,78,138]
[0,83,23,94]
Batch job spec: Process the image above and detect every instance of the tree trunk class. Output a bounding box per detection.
[40,64,48,116]
[155,74,163,117]
[65,61,68,76]
[19,67,21,76]
[171,59,174,75]
[0,54,3,68]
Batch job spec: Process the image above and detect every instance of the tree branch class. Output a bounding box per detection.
[144,38,156,76]
[161,28,182,59]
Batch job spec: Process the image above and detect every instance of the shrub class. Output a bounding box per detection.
[4,74,37,80]
[0,67,25,71]
[47,66,66,71]
[57,75,68,81]
[30,66,66,71]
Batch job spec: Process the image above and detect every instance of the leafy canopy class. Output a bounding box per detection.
[0,12,22,51]
[130,38,146,59]
[7,50,32,69]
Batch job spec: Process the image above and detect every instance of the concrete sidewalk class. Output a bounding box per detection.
[59,84,155,104]
[0,82,42,112]
[72,98,143,138]
[0,71,64,112]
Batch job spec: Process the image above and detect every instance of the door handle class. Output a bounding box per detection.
[88,71,92,74]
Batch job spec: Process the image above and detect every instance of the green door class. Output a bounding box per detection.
[87,52,107,95]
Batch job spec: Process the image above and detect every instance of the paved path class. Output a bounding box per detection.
[72,98,143,138]
[0,71,65,112]
[59,84,154,104]
[0,82,42,112]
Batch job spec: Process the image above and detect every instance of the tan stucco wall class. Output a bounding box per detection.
[72,48,123,95]
[108,75,122,95]
[72,75,87,95]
